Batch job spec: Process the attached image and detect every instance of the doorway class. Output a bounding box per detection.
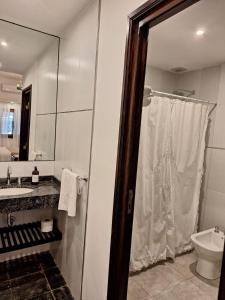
[107,1,225,300]
[19,85,32,161]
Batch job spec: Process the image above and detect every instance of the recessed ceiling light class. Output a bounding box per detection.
[196,29,205,36]
[1,41,8,47]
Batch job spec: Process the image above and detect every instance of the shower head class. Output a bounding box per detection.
[143,97,151,107]
[143,86,152,107]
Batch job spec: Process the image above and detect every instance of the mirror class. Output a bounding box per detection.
[0,20,59,161]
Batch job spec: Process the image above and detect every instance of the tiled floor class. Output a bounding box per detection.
[128,252,219,300]
[0,252,74,300]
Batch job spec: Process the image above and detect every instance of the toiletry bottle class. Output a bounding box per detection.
[32,166,39,185]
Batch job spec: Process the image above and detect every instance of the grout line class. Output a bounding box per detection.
[137,256,215,299]
[51,291,56,300]
[51,284,67,291]
[6,269,42,282]
[36,113,56,116]
[40,262,56,299]
[57,108,93,114]
[0,252,67,300]
[11,287,14,300]
[2,278,13,299]
[207,146,225,151]
[39,253,71,299]
[53,38,60,163]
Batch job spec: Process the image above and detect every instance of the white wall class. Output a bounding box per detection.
[0,160,54,177]
[23,40,58,160]
[53,1,99,299]
[200,64,225,231]
[163,64,225,231]
[174,66,220,145]
[82,1,148,300]
[0,71,22,104]
[145,65,176,93]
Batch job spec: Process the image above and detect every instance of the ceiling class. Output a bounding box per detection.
[0,0,92,75]
[0,0,91,36]
[148,0,225,72]
[0,20,58,74]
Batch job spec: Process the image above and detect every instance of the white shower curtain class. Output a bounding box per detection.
[130,96,212,272]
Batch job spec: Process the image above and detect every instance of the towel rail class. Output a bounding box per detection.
[61,168,88,182]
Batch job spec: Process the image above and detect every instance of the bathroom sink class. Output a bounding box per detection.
[0,188,34,197]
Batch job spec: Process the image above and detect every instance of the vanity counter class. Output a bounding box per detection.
[0,176,60,213]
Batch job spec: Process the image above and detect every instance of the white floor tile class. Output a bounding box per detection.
[127,253,219,300]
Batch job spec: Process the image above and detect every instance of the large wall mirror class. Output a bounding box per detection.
[0,20,59,161]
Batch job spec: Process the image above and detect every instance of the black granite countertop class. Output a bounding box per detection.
[0,176,60,213]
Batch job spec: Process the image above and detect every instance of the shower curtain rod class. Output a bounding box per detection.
[149,89,216,106]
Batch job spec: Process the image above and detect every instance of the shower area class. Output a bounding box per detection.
[127,1,225,299]
[130,87,215,272]
[128,73,222,300]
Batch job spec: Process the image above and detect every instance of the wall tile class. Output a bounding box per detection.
[211,104,225,148]
[145,66,176,93]
[54,2,98,300]
[199,65,221,102]
[57,0,98,113]
[24,39,58,159]
[207,108,217,147]
[36,42,58,114]
[0,161,54,178]
[54,234,84,299]
[54,182,88,299]
[54,111,92,180]
[200,189,225,231]
[175,70,202,98]
[0,208,54,227]
[207,149,225,194]
[35,114,56,160]
[217,64,225,105]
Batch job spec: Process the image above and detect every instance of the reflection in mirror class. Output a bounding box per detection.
[0,20,59,161]
[128,0,224,299]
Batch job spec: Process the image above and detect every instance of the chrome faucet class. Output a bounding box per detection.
[17,177,21,187]
[7,166,12,186]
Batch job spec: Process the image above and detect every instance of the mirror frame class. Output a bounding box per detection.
[107,1,225,300]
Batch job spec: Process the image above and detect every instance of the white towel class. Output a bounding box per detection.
[58,168,79,217]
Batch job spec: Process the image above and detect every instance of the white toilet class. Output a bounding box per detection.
[191,227,224,280]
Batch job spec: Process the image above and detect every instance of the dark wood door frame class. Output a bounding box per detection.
[19,85,32,161]
[107,1,225,300]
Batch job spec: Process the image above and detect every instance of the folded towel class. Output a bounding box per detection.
[58,168,79,217]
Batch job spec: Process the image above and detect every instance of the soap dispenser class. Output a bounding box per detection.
[32,166,39,185]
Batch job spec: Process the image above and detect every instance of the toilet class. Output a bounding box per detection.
[191,227,224,280]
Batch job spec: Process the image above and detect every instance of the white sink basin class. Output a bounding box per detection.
[0,188,34,196]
